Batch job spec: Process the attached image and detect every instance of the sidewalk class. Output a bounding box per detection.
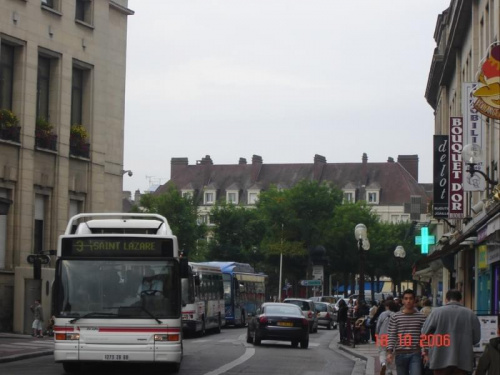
[337,341,381,375]
[0,332,54,363]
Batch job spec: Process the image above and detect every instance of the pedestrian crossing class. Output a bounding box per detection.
[0,340,53,353]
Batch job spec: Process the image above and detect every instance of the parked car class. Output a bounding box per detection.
[314,302,337,330]
[309,295,336,304]
[283,298,318,333]
[247,303,309,348]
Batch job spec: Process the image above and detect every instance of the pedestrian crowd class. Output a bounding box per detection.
[337,289,499,375]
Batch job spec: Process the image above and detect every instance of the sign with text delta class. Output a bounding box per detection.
[449,117,464,219]
[433,135,449,218]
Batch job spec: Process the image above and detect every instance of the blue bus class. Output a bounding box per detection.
[201,262,266,326]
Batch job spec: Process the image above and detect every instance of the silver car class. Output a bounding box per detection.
[314,302,337,330]
[283,298,318,333]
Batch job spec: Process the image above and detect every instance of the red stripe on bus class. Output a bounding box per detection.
[98,328,180,333]
[54,326,74,332]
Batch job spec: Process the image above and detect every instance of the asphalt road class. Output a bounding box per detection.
[0,326,355,375]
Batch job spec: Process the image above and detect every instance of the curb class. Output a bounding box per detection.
[329,337,367,375]
[0,350,53,364]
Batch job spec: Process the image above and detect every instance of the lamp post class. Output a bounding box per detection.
[354,223,370,301]
[394,245,406,296]
[462,144,498,185]
[278,223,284,301]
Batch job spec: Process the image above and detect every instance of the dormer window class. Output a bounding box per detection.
[343,191,355,203]
[248,191,259,205]
[367,191,379,204]
[181,190,193,199]
[227,191,238,204]
[204,191,215,205]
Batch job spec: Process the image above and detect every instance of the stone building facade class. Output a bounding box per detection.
[421,0,500,315]
[0,0,133,332]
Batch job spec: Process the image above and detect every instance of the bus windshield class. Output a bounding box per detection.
[55,260,180,319]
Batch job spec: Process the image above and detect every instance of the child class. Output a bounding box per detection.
[30,299,44,338]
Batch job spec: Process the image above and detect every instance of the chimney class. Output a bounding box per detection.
[313,154,326,181]
[239,157,247,165]
[251,155,263,182]
[387,157,394,163]
[199,155,213,165]
[362,153,368,163]
[170,157,188,178]
[397,155,419,181]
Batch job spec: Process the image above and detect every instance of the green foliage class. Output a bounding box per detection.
[36,117,53,134]
[0,109,19,129]
[70,124,88,140]
[135,185,207,257]
[208,203,266,263]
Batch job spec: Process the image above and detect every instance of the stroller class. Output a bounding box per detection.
[44,316,55,337]
[353,316,370,344]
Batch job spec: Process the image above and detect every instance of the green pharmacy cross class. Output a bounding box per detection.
[415,227,435,254]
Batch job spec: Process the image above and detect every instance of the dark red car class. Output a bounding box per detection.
[246,302,309,349]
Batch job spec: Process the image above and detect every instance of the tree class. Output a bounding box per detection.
[135,185,206,258]
[208,203,266,264]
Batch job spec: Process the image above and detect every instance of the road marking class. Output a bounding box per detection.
[202,347,255,375]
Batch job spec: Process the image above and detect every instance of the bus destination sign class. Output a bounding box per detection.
[61,237,174,258]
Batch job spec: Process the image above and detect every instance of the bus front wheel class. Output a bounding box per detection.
[62,362,80,374]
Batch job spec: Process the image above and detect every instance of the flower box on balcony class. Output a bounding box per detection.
[35,130,58,151]
[69,124,90,159]
[0,126,21,143]
[0,109,21,143]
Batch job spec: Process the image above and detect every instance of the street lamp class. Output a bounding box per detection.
[462,144,498,185]
[354,223,370,301]
[394,245,406,296]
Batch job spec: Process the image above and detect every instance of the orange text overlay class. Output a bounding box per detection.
[375,334,451,348]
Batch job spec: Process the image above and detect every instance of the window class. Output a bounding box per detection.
[343,192,354,203]
[181,190,193,199]
[71,67,83,125]
[34,195,47,254]
[0,43,15,110]
[248,192,259,204]
[367,192,378,204]
[76,0,93,24]
[37,56,51,121]
[0,189,8,269]
[204,192,214,205]
[391,215,399,224]
[198,215,210,225]
[41,0,54,8]
[227,191,238,204]
[69,199,82,233]
[400,215,410,223]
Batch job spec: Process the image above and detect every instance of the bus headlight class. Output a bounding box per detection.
[154,334,180,342]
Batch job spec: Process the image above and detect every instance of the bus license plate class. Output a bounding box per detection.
[277,322,293,327]
[103,354,129,361]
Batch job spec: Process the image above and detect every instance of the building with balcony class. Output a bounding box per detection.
[0,0,134,332]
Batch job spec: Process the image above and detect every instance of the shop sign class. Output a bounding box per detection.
[478,245,488,269]
[449,117,464,219]
[462,82,486,191]
[433,135,449,218]
[473,44,500,120]
[477,226,488,243]
[487,246,500,265]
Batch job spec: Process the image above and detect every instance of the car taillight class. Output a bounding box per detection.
[302,318,309,326]
[325,313,330,319]
[259,316,268,324]
[308,311,313,319]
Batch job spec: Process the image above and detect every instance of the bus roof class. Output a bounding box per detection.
[200,261,255,274]
[189,262,222,274]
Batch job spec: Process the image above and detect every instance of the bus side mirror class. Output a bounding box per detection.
[194,275,200,286]
[180,258,189,278]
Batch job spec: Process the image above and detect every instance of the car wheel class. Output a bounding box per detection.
[246,329,253,344]
[291,340,298,348]
[300,339,309,349]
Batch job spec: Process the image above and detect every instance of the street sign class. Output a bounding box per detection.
[27,255,36,264]
[27,254,50,265]
[300,280,322,286]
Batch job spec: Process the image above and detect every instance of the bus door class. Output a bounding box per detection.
[233,276,241,323]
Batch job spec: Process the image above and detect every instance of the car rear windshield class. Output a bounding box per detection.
[265,305,301,316]
[285,300,311,311]
[315,303,327,312]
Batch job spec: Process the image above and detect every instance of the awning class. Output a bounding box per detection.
[417,202,500,267]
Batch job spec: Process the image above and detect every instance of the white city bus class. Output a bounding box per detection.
[52,213,185,374]
[181,262,225,335]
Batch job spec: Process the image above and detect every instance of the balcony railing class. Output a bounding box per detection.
[35,130,58,151]
[70,138,90,159]
[0,126,21,143]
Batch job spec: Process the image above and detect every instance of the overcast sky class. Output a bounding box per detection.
[123,0,451,194]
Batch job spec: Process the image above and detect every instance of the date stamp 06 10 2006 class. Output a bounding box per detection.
[375,334,451,348]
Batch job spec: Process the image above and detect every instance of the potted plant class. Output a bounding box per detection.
[0,109,21,142]
[70,124,90,158]
[35,117,57,150]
